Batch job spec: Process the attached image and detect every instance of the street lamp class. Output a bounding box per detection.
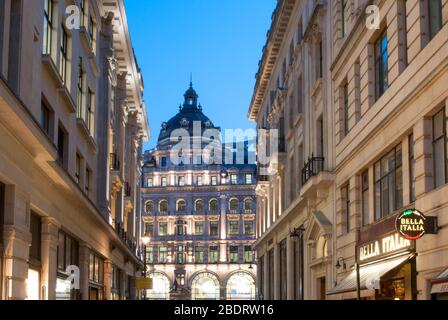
[141,235,151,300]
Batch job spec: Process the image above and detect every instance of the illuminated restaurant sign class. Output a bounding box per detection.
[395,209,428,240]
[359,233,411,262]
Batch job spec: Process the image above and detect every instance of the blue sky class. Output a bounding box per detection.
[124,0,276,151]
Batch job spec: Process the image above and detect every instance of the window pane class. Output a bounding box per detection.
[434,138,445,188]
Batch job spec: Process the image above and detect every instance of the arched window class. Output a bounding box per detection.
[244,198,253,213]
[229,198,239,213]
[145,201,154,214]
[191,272,220,300]
[159,200,168,214]
[195,199,203,213]
[147,272,170,300]
[177,199,186,212]
[226,272,256,300]
[209,199,218,214]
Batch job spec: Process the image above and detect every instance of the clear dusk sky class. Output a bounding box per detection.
[124,0,277,151]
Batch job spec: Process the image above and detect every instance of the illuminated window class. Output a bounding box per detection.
[161,177,167,187]
[229,246,239,263]
[147,178,153,187]
[228,221,239,236]
[209,246,218,263]
[245,174,253,184]
[244,199,253,212]
[195,222,204,235]
[226,272,255,300]
[195,199,203,213]
[209,199,218,214]
[159,247,167,263]
[244,246,253,263]
[159,200,168,213]
[244,221,254,235]
[231,174,238,184]
[145,201,154,214]
[146,247,153,264]
[211,176,218,186]
[176,199,186,212]
[147,272,170,300]
[197,176,203,186]
[178,176,185,186]
[195,246,204,263]
[191,272,220,300]
[229,198,239,213]
[209,221,219,236]
[159,223,167,236]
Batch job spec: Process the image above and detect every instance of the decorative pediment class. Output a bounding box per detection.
[305,210,332,241]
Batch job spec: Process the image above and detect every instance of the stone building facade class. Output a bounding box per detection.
[142,84,257,300]
[249,0,448,300]
[0,0,149,300]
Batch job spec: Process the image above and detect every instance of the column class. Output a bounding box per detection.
[263,254,269,299]
[359,42,374,117]
[104,260,113,300]
[406,0,429,65]
[286,236,294,300]
[402,135,411,206]
[41,217,60,300]
[78,242,91,300]
[120,270,126,300]
[219,195,227,262]
[414,118,433,198]
[348,61,361,129]
[2,185,31,300]
[273,243,280,300]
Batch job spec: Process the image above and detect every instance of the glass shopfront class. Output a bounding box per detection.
[88,251,105,300]
[56,231,80,300]
[330,214,417,300]
[27,212,42,300]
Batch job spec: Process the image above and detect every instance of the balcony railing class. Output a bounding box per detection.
[110,153,120,171]
[115,222,137,253]
[301,156,325,185]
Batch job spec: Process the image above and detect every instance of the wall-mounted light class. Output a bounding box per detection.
[335,257,346,270]
[289,226,305,239]
[220,170,228,178]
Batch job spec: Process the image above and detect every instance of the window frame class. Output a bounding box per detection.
[432,109,447,188]
[374,29,389,100]
[43,0,54,55]
[374,144,403,220]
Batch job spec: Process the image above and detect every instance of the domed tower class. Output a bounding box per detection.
[157,82,220,147]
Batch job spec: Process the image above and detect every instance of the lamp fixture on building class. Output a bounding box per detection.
[289,226,305,239]
[335,257,346,270]
[220,170,228,178]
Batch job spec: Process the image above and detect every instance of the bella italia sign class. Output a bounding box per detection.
[395,209,428,240]
[359,233,411,262]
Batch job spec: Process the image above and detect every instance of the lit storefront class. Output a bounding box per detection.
[27,213,42,300]
[88,252,105,300]
[431,269,448,300]
[330,214,417,300]
[56,231,80,300]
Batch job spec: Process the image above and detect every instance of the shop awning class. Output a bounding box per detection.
[328,254,413,295]
[431,268,448,294]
